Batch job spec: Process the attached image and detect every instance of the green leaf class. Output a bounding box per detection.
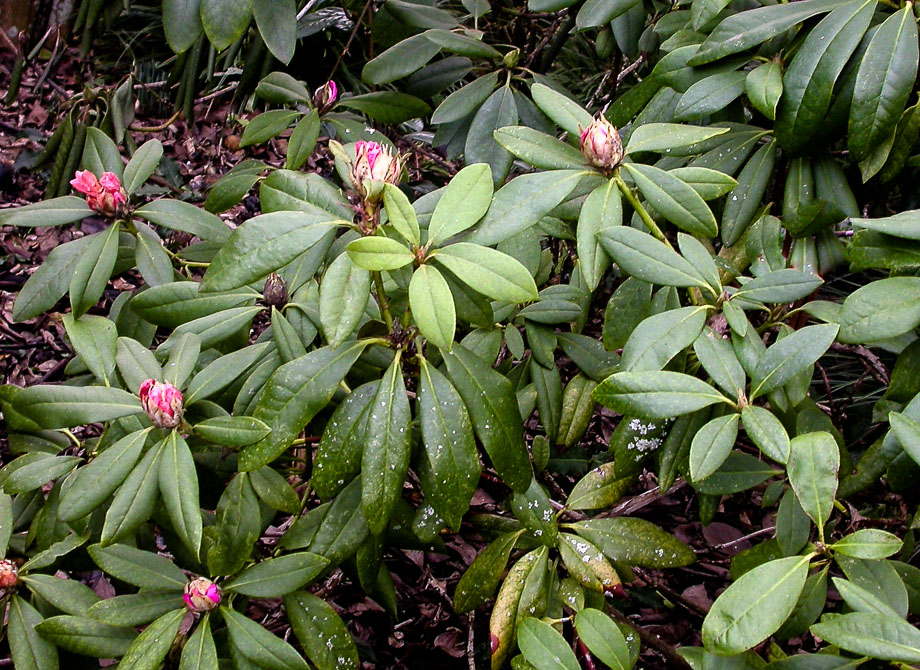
[702,555,811,655]
[252,0,295,63]
[70,221,120,318]
[86,591,183,627]
[9,595,58,670]
[0,196,91,228]
[336,92,431,124]
[530,83,593,139]
[100,438,166,546]
[454,530,522,613]
[669,167,738,201]
[134,199,230,243]
[285,110,320,171]
[623,162,718,237]
[466,86,518,185]
[284,592,360,670]
[577,179,622,291]
[241,342,367,471]
[598,225,708,289]
[0,492,11,556]
[811,612,920,663]
[255,72,311,105]
[721,140,777,246]
[2,455,81,494]
[180,615,218,670]
[158,433,202,555]
[432,71,500,125]
[594,370,731,420]
[249,465,300,512]
[417,359,480,530]
[734,269,823,304]
[566,462,633,511]
[313,382,376,501]
[123,140,163,194]
[428,163,493,245]
[568,517,696,567]
[443,344,532,492]
[774,0,874,153]
[621,306,707,372]
[676,71,747,121]
[382,184,420,246]
[194,416,271,446]
[11,385,141,429]
[225,553,328,597]
[156,306,261,356]
[745,61,783,121]
[434,243,537,303]
[425,28,499,57]
[832,529,903,560]
[493,126,587,170]
[741,405,790,464]
[848,6,918,162]
[130,281,255,328]
[361,353,411,535]
[222,606,309,670]
[35,615,136,658]
[517,617,580,670]
[134,221,175,287]
[89,543,187,590]
[410,265,456,352]
[690,413,741,482]
[319,252,370,347]
[184,343,271,405]
[201,212,340,291]
[694,329,745,399]
[81,128,123,180]
[204,172,262,214]
[575,0,640,28]
[750,324,838,399]
[574,609,631,670]
[362,33,441,85]
[838,277,920,343]
[787,431,839,532]
[12,235,93,321]
[200,0,252,51]
[208,473,261,576]
[118,608,185,670]
[346,236,415,271]
[625,124,731,155]
[163,0,204,52]
[689,0,843,66]
[240,110,300,148]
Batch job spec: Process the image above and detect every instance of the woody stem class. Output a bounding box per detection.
[613,171,673,250]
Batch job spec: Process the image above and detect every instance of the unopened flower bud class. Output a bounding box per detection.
[502,48,520,69]
[263,272,287,307]
[351,141,403,202]
[70,170,127,217]
[313,81,338,112]
[184,577,220,612]
[579,115,623,171]
[138,379,183,429]
[0,560,18,592]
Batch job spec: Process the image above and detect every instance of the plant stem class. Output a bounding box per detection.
[613,172,673,250]
[373,271,394,332]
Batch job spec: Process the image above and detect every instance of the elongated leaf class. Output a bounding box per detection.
[284,592,360,670]
[443,344,532,492]
[180,615,218,670]
[208,474,261,576]
[319,252,370,347]
[494,126,587,170]
[721,140,777,246]
[88,543,187,590]
[741,405,790,464]
[410,265,456,351]
[12,235,94,321]
[163,0,204,52]
[241,342,366,471]
[625,123,729,155]
[434,243,537,303]
[11,385,141,429]
[346,236,414,271]
[225,553,328,597]
[70,221,120,318]
[676,71,747,121]
[418,359,480,529]
[362,33,441,85]
[577,179,622,291]
[118,608,185,670]
[750,324,838,399]
[428,163,493,245]
[530,83,593,138]
[594,370,731,419]
[0,196,91,228]
[690,413,741,482]
[517,617,580,670]
[134,199,230,243]
[838,276,920,343]
[574,609,630,670]
[465,86,517,186]
[454,530,522,613]
[361,353,411,535]
[9,595,58,670]
[313,382,376,501]
[100,439,166,545]
[623,162,718,237]
[222,606,309,670]
[787,431,838,532]
[159,433,202,555]
[200,0,251,51]
[702,555,811,654]
[598,226,708,289]
[87,591,183,627]
[184,343,270,405]
[35,616,136,658]
[745,61,783,121]
[832,529,902,560]
[253,0,295,63]
[568,517,696,567]
[621,306,707,372]
[811,612,920,663]
[734,269,822,304]
[432,72,499,124]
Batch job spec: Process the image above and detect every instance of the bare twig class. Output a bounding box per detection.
[606,607,694,670]
[466,610,476,670]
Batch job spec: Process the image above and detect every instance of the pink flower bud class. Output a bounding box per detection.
[138,379,184,429]
[313,81,338,111]
[0,560,18,592]
[184,577,220,612]
[351,141,403,202]
[70,170,126,217]
[579,115,623,171]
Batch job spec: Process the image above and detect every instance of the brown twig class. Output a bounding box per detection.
[329,0,374,82]
[606,607,694,670]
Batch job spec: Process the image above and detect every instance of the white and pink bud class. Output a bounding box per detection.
[351,141,403,202]
[579,116,623,171]
[70,170,127,217]
[0,559,18,593]
[184,577,220,612]
[138,379,183,429]
[313,81,338,111]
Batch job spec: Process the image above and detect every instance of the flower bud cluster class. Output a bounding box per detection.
[351,141,403,203]
[138,379,184,429]
[70,170,127,217]
[184,577,220,612]
[579,116,623,171]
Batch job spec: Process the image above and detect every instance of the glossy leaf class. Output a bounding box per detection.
[319,252,371,346]
[811,612,920,663]
[517,617,579,670]
[594,370,731,419]
[284,591,360,670]
[690,413,741,482]
[568,517,696,567]
[159,432,202,555]
[623,162,718,237]
[222,606,309,670]
[750,324,838,399]
[117,608,185,670]
[428,163,493,245]
[787,431,839,532]
[225,553,328,597]
[598,226,709,289]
